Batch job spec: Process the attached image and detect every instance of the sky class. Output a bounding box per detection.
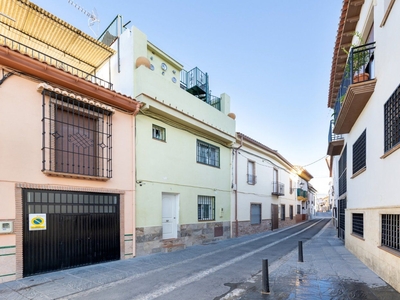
[30,0,342,197]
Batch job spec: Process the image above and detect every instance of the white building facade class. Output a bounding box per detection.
[327,0,400,292]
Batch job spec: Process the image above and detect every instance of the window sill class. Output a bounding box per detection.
[381,143,400,159]
[378,245,400,258]
[43,171,110,181]
[350,167,366,179]
[351,233,365,241]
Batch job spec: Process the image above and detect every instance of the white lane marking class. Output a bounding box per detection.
[64,220,323,299]
[132,220,323,300]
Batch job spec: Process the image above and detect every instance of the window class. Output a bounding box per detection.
[384,84,400,153]
[382,214,400,252]
[338,146,347,196]
[297,205,301,214]
[198,196,215,221]
[352,213,364,238]
[197,140,220,167]
[281,204,286,220]
[42,89,112,178]
[247,161,256,184]
[152,124,166,141]
[353,130,366,174]
[289,205,293,220]
[289,179,293,194]
[250,204,261,225]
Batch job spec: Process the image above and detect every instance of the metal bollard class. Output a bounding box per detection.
[298,241,303,262]
[261,258,270,294]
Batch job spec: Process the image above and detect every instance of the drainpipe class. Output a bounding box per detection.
[234,135,243,237]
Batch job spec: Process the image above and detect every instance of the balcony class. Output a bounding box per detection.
[0,35,113,89]
[297,189,308,202]
[333,42,376,134]
[180,67,221,111]
[327,119,344,156]
[247,174,257,185]
[271,182,284,196]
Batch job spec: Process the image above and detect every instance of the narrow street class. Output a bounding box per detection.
[1,218,331,299]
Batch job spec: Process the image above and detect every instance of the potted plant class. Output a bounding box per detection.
[343,32,370,83]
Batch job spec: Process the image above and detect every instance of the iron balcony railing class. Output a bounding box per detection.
[334,42,375,111]
[247,174,257,185]
[297,189,308,200]
[0,34,113,90]
[328,119,343,144]
[180,67,221,111]
[271,181,284,196]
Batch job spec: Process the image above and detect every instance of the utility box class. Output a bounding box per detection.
[0,221,14,234]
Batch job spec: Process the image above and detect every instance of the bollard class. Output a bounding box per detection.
[298,241,303,262]
[261,258,270,294]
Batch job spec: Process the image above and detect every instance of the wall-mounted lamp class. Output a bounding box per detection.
[291,182,304,192]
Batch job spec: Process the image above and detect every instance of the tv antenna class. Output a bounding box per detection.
[67,0,100,37]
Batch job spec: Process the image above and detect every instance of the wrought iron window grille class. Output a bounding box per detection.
[381,214,400,252]
[198,196,215,221]
[42,90,113,178]
[353,130,366,174]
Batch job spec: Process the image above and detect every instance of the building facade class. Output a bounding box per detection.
[97,22,236,255]
[231,133,313,237]
[327,0,400,292]
[0,1,140,282]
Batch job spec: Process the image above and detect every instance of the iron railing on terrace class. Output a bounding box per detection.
[328,119,343,144]
[271,181,284,196]
[180,67,221,111]
[333,42,375,115]
[0,34,113,90]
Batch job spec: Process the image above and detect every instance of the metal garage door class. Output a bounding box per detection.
[23,189,120,277]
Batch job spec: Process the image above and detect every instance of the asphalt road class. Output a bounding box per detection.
[63,218,330,300]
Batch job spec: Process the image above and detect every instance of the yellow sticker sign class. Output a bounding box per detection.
[29,214,47,231]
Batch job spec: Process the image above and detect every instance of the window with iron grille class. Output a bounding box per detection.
[353,130,366,174]
[42,90,113,178]
[352,213,364,237]
[381,214,400,252]
[281,204,286,220]
[250,204,261,225]
[198,196,215,221]
[338,146,347,196]
[152,124,166,141]
[247,160,256,185]
[196,140,220,167]
[384,84,400,153]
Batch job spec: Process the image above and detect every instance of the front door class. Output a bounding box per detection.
[271,204,279,230]
[162,193,177,239]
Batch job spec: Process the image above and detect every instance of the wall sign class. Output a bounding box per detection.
[29,214,47,231]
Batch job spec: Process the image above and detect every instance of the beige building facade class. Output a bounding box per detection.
[0,1,140,282]
[232,133,313,237]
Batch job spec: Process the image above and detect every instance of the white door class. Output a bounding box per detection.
[162,193,177,239]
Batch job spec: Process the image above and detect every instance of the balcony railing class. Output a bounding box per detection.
[247,174,257,185]
[271,181,284,196]
[327,119,344,156]
[0,34,113,90]
[297,189,308,201]
[333,42,376,134]
[180,67,221,111]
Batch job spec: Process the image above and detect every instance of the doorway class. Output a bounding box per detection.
[162,193,178,239]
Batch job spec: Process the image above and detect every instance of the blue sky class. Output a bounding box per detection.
[31,0,341,196]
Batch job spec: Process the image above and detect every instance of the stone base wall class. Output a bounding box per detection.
[135,221,230,256]
[233,217,299,237]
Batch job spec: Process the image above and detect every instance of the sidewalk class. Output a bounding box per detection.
[223,218,400,300]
